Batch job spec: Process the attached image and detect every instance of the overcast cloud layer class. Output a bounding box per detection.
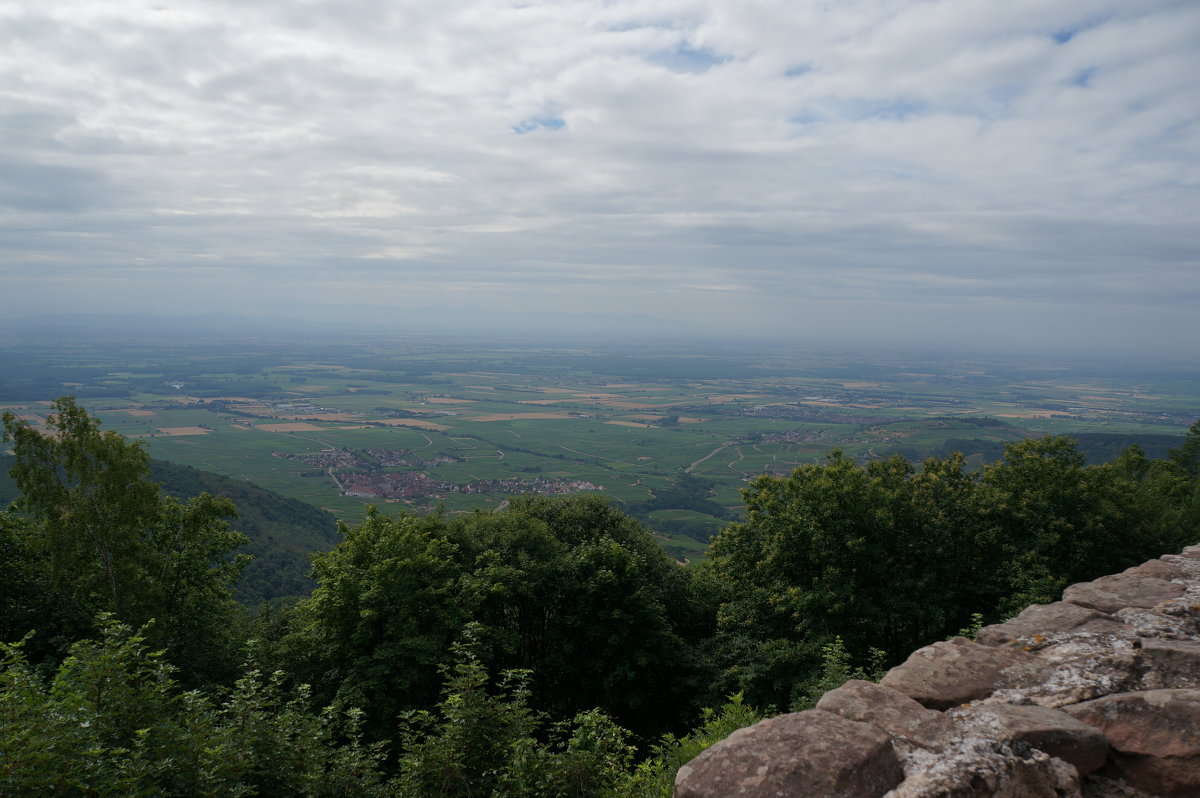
[1,0,1198,354]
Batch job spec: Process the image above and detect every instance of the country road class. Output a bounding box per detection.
[686,444,728,473]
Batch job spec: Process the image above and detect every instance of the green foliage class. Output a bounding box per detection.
[147,458,339,604]
[2,398,249,683]
[4,398,163,623]
[708,437,1200,709]
[393,626,633,798]
[455,494,715,737]
[3,396,1197,793]
[980,437,1194,611]
[1169,420,1200,478]
[709,450,962,707]
[953,613,986,640]
[629,474,729,520]
[0,617,390,797]
[790,636,886,712]
[283,508,469,739]
[606,694,763,798]
[282,494,715,743]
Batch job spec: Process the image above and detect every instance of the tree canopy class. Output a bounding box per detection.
[2,397,1198,793]
[2,397,248,682]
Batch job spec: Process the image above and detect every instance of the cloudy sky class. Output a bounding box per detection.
[1,0,1198,354]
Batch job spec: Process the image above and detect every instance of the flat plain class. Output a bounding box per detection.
[4,334,1197,559]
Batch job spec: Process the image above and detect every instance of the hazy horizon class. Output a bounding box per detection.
[2,1,1198,358]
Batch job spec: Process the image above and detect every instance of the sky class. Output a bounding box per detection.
[1,0,1198,355]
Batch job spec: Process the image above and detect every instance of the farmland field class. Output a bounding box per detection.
[3,331,1197,559]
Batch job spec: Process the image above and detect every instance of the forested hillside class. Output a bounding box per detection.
[1,453,336,604]
[2,398,1198,796]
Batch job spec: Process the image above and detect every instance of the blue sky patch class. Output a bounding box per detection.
[513,117,566,134]
[649,45,727,74]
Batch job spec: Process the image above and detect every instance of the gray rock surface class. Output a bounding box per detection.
[880,638,1047,710]
[674,709,904,798]
[1063,688,1200,798]
[1138,639,1200,689]
[1063,573,1185,614]
[987,636,1142,708]
[1123,559,1188,581]
[952,703,1108,776]
[975,602,1126,647]
[884,710,1082,798]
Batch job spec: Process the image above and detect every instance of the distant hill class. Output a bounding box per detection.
[0,455,338,605]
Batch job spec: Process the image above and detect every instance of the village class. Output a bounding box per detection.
[335,470,602,501]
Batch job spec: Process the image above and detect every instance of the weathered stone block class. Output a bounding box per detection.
[1139,639,1200,689]
[1177,545,1200,560]
[880,638,1048,710]
[975,602,1126,647]
[816,679,955,750]
[953,703,1109,776]
[673,710,904,798]
[1063,688,1200,797]
[1063,573,1185,614]
[1124,558,1189,581]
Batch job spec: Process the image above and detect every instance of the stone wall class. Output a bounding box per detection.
[675,545,1200,798]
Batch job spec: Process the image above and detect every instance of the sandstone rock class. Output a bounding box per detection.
[952,703,1108,776]
[1177,545,1200,560]
[975,602,1126,648]
[885,713,1082,798]
[1139,639,1200,689]
[1159,553,1200,576]
[1123,559,1188,581]
[1113,606,1200,640]
[881,638,1049,710]
[987,637,1142,708]
[885,752,1081,798]
[1063,688,1200,797]
[674,710,904,798]
[816,679,955,750]
[1081,773,1161,798]
[1063,573,1185,614]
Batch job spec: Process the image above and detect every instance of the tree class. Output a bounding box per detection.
[454,494,714,738]
[2,397,248,681]
[393,625,633,798]
[1168,420,1200,478]
[0,617,391,796]
[706,449,1023,708]
[708,451,962,707]
[4,398,161,624]
[282,509,469,739]
[976,436,1193,610]
[282,494,715,743]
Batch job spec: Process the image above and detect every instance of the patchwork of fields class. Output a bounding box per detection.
[4,339,1197,559]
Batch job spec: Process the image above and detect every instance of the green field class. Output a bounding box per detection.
[3,335,1197,559]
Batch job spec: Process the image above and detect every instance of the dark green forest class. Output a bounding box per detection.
[3,398,1199,796]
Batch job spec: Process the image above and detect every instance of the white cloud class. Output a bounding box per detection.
[0,0,1197,353]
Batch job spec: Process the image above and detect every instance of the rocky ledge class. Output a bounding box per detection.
[675,545,1200,798]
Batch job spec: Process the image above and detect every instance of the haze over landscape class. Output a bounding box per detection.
[2,0,1198,355]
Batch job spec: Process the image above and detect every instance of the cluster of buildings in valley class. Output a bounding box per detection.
[273,449,360,468]
[732,428,833,445]
[335,471,601,500]
[273,447,459,468]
